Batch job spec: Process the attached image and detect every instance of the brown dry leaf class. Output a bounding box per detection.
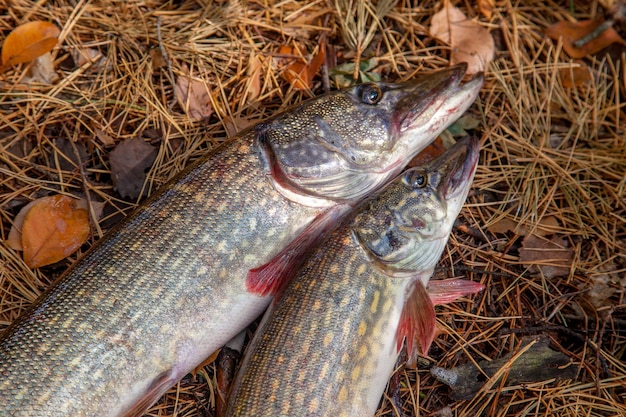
[109,138,158,199]
[277,42,325,90]
[246,54,263,101]
[583,262,625,310]
[408,137,447,167]
[175,69,213,120]
[559,61,592,88]
[545,19,626,59]
[487,215,560,236]
[1,21,60,70]
[94,129,116,146]
[518,234,574,278]
[19,195,90,268]
[430,3,495,75]
[6,200,39,251]
[477,0,495,19]
[22,52,58,84]
[149,48,167,70]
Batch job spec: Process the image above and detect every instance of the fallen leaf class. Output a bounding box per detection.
[1,21,60,70]
[580,262,625,311]
[559,62,592,88]
[518,234,574,278]
[18,195,90,268]
[430,3,495,75]
[408,137,447,167]
[487,215,560,236]
[246,54,263,101]
[175,69,213,120]
[6,200,39,251]
[22,52,58,84]
[223,116,260,138]
[149,48,167,70]
[7,197,102,255]
[277,42,325,90]
[109,138,158,199]
[53,138,88,171]
[71,47,106,68]
[545,19,626,59]
[94,128,116,146]
[477,0,495,19]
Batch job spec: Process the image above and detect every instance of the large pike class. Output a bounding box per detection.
[226,136,483,417]
[0,65,482,416]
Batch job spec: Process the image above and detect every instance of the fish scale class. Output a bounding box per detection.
[0,64,482,416]
[1,134,318,416]
[226,137,481,417]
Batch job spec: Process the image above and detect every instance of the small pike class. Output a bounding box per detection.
[225,137,483,417]
[0,66,482,416]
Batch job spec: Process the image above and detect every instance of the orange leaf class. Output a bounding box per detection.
[545,19,626,59]
[559,62,592,88]
[477,0,495,19]
[21,195,90,268]
[279,42,325,90]
[1,21,60,69]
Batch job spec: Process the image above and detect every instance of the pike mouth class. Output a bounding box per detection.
[397,68,484,136]
[437,136,480,200]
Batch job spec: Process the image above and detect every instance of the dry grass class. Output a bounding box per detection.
[1,0,624,416]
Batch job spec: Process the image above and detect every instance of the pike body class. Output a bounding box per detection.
[226,137,481,417]
[0,65,482,416]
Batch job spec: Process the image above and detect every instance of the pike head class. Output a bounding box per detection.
[258,63,483,206]
[353,136,480,281]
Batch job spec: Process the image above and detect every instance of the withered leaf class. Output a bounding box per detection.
[23,53,58,84]
[518,234,574,278]
[1,21,60,70]
[477,0,495,19]
[276,42,325,90]
[430,4,495,75]
[17,195,91,268]
[545,19,626,59]
[175,71,213,120]
[53,138,88,171]
[109,138,158,199]
[487,215,560,236]
[559,62,592,88]
[408,137,447,167]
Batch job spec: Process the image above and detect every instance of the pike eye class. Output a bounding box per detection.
[410,172,427,188]
[360,84,382,104]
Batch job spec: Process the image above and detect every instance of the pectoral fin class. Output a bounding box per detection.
[246,205,348,296]
[396,279,436,358]
[427,278,484,305]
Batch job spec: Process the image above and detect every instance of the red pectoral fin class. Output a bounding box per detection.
[427,278,485,305]
[246,205,348,296]
[396,279,436,358]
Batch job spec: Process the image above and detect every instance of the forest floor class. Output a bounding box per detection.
[0,1,624,416]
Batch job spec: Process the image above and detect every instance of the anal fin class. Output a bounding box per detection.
[246,204,348,296]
